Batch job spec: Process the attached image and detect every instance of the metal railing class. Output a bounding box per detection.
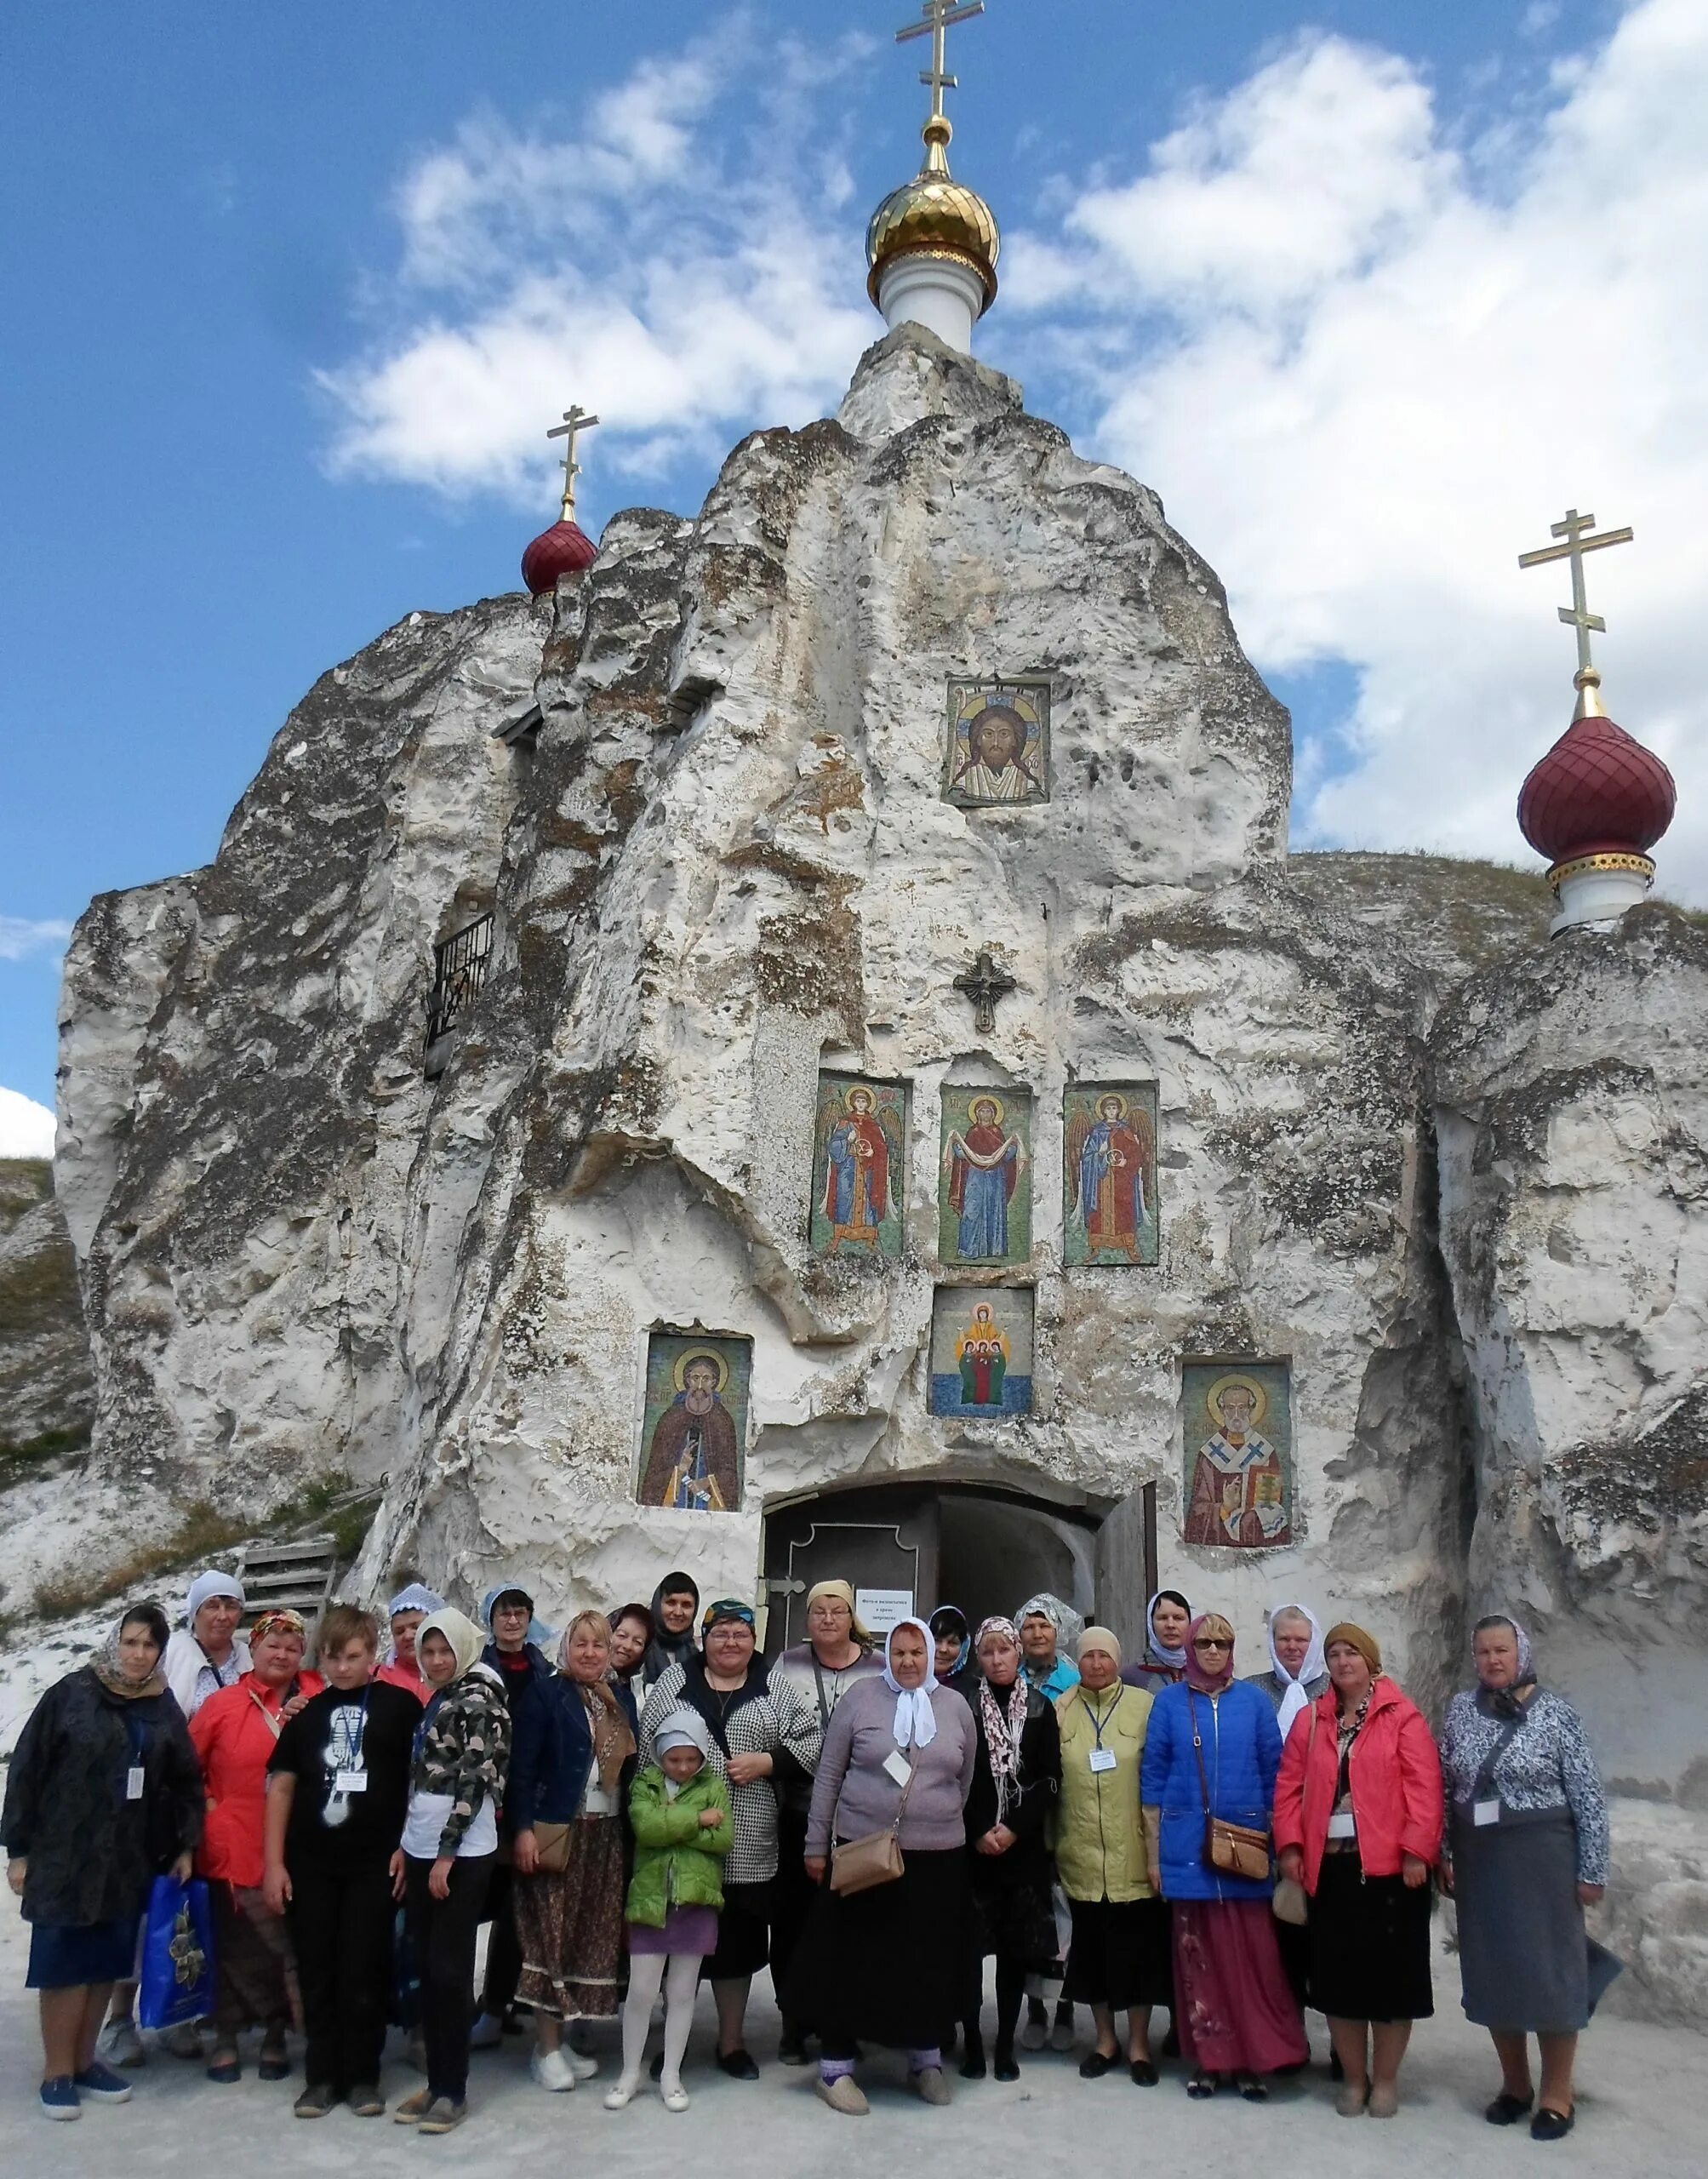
[426,912,494,1045]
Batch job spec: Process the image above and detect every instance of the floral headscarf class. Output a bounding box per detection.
[1473,1613,1538,1719]
[974,1616,1029,1822]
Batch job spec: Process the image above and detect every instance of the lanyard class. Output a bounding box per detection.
[1078,1689,1127,1748]
[246,1679,299,1741]
[337,1689,371,1770]
[412,1689,443,1767]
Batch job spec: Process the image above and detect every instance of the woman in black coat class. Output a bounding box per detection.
[3,1603,203,2119]
[960,1615,1062,2081]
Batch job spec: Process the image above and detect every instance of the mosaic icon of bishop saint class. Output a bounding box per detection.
[638,1350,741,1513]
[1183,1374,1292,1549]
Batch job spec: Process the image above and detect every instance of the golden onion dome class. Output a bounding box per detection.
[865,115,999,314]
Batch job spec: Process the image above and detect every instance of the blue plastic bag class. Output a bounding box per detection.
[136,1874,215,2031]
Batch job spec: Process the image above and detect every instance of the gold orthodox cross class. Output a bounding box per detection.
[1518,506,1634,680]
[896,0,985,126]
[953,947,1017,1035]
[546,404,601,521]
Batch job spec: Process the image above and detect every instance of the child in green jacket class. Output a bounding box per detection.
[604,1709,732,2113]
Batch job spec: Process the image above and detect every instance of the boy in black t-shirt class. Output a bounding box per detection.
[265,1603,420,2118]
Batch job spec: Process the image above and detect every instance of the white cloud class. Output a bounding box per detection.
[0,1087,55,1160]
[0,917,72,963]
[1006,0,1708,890]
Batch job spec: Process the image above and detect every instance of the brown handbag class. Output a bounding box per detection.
[828,1760,918,1896]
[1187,1689,1273,1882]
[531,1822,574,1874]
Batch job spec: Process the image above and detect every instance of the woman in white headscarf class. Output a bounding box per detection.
[787,1620,978,2116]
[1246,1604,1328,1737]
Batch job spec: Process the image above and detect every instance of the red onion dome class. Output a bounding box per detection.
[521,518,597,597]
[1517,710,1676,867]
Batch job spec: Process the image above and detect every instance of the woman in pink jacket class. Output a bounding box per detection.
[1272,1622,1443,2120]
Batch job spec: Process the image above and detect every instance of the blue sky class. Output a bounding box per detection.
[4,0,1701,1138]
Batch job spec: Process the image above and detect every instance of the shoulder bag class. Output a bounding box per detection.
[1271,1699,1317,1926]
[1187,1688,1272,1883]
[829,1751,919,1896]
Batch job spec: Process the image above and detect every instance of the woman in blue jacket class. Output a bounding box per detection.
[1140,1613,1306,2100]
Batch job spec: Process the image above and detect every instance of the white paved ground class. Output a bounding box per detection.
[0,1908,1699,2179]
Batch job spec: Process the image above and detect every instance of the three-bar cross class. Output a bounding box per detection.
[1517,506,1634,680]
[547,404,602,522]
[896,0,985,127]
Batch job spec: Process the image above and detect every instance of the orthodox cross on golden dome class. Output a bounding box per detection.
[897,0,985,171]
[546,404,601,521]
[1518,506,1633,718]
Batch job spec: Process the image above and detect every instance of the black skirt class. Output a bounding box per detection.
[785,1847,970,2051]
[1308,1853,1434,2023]
[1062,1895,1174,2010]
[705,1879,773,1982]
[968,1855,1060,1974]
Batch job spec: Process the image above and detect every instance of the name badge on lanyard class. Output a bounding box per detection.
[883,1750,913,1788]
[1088,1747,1117,1773]
[1473,1799,1500,1827]
[334,1769,368,1795]
[1326,1810,1357,1840]
[126,1767,146,1801]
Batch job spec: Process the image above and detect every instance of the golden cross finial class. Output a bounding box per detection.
[1518,506,1633,718]
[546,404,601,521]
[896,0,985,172]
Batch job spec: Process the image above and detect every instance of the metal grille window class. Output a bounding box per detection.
[426,912,494,1046]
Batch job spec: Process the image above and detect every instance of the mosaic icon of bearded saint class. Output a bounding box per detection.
[823,1084,896,1248]
[638,1351,740,1513]
[1183,1375,1291,1549]
[955,1301,1010,1410]
[951,704,1042,804]
[1066,1091,1154,1262]
[943,1094,1026,1260]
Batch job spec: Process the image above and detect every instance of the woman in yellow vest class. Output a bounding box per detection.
[1053,1627,1172,2084]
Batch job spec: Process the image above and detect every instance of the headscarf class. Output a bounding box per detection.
[807,1580,871,1645]
[1015,1593,1084,1660]
[973,1616,1028,1822]
[928,1604,971,1679]
[388,1582,444,1620]
[415,1606,486,1684]
[1077,1624,1122,1665]
[184,1569,244,1625]
[1145,1589,1192,1671]
[248,1607,308,1649]
[1322,1621,1383,1677]
[1184,1611,1237,1694]
[1473,1614,1538,1719]
[883,1617,940,1751]
[653,1708,713,1761]
[701,1599,756,1633]
[1266,1603,1328,1737]
[92,1606,169,1700]
[646,1570,700,1680]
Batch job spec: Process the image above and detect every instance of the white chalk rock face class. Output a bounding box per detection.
[28,327,1706,2023]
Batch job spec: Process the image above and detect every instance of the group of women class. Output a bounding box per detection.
[2,1566,1614,2144]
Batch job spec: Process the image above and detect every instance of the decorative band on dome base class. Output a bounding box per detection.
[866,242,997,311]
[1546,850,1655,891]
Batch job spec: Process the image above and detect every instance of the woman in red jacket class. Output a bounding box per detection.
[188,1609,323,2083]
[1272,1622,1442,2120]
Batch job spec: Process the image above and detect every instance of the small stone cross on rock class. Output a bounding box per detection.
[953,947,1017,1035]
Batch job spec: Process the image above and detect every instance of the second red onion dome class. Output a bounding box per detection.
[521,518,597,598]
[1517,706,1676,867]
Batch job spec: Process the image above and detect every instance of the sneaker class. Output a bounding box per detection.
[418,2096,467,2135]
[566,2045,599,2080]
[468,2013,504,2050]
[294,2084,339,2119]
[97,2018,145,2070]
[348,2085,386,2119]
[912,2065,953,2107]
[530,2048,577,2093]
[393,2088,435,2124]
[39,2077,80,2122]
[815,2074,869,2116]
[71,2061,133,2103]
[661,2078,689,2113]
[603,2076,640,2110]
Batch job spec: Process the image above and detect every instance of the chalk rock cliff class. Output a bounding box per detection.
[25,328,1707,2022]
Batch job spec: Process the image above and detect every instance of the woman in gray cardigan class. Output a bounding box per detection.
[786,1619,976,2115]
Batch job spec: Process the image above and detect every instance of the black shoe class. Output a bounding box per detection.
[257,2046,290,2083]
[347,2084,386,2118]
[777,2033,811,2068]
[1486,2090,1534,2125]
[993,2045,1019,2082]
[1079,2049,1118,2079]
[717,2049,759,2081]
[1238,2073,1268,2102]
[501,2008,526,2036]
[959,2033,986,2080]
[1531,2107,1574,2142]
[1130,2059,1159,2086]
[1186,2072,1218,2099]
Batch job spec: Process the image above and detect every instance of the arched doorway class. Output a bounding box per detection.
[760,1479,1157,1658]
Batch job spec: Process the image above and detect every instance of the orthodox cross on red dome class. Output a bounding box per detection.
[897,0,985,129]
[546,404,601,522]
[1518,506,1633,710]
